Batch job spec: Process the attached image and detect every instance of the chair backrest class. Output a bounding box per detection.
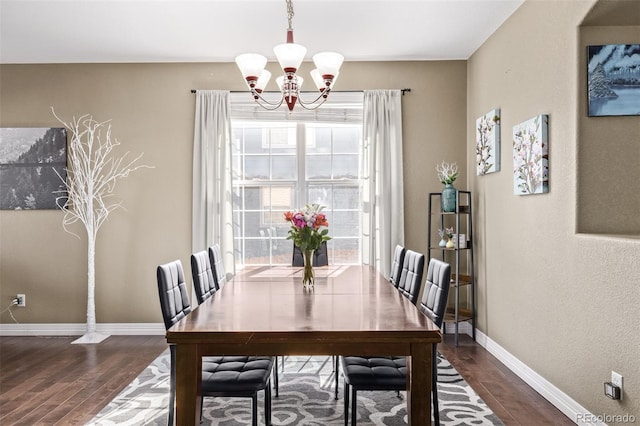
[396,250,426,305]
[190,250,218,304]
[419,258,452,328]
[292,241,329,267]
[208,244,227,289]
[156,260,191,330]
[389,245,406,288]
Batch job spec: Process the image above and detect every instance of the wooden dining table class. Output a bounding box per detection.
[166,264,442,425]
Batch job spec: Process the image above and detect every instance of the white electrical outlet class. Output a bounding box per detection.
[16,293,26,307]
[611,371,623,400]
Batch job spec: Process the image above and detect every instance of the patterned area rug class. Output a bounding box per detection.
[88,352,503,425]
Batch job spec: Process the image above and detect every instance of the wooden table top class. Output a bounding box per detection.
[167,265,440,346]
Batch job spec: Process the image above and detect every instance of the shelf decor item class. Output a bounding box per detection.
[437,228,447,247]
[284,203,331,289]
[436,161,458,212]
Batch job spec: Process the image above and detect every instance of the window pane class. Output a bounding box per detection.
[244,128,267,154]
[332,238,360,264]
[308,185,331,207]
[271,155,296,180]
[306,155,331,179]
[232,154,242,179]
[333,127,361,154]
[268,126,296,153]
[272,239,291,265]
[332,211,359,237]
[243,211,262,238]
[245,156,269,179]
[233,211,243,236]
[333,155,359,179]
[243,239,268,264]
[242,187,261,210]
[306,126,331,154]
[333,186,360,209]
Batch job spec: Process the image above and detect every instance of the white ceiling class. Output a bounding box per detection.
[0,0,524,64]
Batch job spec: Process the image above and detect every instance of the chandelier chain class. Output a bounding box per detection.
[286,0,294,30]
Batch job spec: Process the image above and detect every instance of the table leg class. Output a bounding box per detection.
[406,343,432,426]
[175,343,202,425]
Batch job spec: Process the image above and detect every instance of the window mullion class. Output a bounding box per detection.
[297,123,306,206]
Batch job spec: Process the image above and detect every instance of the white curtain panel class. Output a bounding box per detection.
[362,90,405,279]
[192,90,235,276]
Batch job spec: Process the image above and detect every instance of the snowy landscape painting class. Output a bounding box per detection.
[513,115,548,195]
[0,128,67,210]
[588,44,640,116]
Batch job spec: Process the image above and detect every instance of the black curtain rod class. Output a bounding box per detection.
[190,88,412,95]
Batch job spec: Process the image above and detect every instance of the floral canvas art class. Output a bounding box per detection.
[513,114,549,195]
[476,109,500,175]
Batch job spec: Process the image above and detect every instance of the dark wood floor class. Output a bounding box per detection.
[0,334,572,425]
[439,334,573,425]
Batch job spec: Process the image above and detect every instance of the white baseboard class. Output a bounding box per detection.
[444,321,473,335]
[0,323,165,336]
[475,329,606,426]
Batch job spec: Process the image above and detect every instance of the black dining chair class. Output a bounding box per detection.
[389,245,406,288]
[339,257,451,426]
[292,241,329,267]
[190,250,218,304]
[334,250,425,400]
[208,243,227,289]
[157,259,274,426]
[396,249,425,305]
[190,251,280,398]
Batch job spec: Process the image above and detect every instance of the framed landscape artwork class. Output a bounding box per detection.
[0,127,67,210]
[476,108,501,175]
[587,44,640,117]
[513,114,548,195]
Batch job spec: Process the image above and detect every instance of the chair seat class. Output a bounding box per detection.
[340,356,406,390]
[202,356,274,393]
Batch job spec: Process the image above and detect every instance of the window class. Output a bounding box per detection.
[231,118,363,266]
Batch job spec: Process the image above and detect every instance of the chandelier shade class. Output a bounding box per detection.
[234,0,343,112]
[273,41,307,73]
[255,70,272,93]
[312,52,344,79]
[235,53,268,87]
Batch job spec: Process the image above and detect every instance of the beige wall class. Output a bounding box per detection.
[578,25,640,235]
[468,0,639,419]
[0,60,467,324]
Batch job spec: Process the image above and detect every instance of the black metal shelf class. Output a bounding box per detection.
[427,190,476,346]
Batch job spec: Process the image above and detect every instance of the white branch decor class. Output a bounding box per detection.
[52,108,152,344]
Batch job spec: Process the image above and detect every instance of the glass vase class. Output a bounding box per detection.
[302,249,315,289]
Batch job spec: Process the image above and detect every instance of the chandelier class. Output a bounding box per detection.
[235,0,344,112]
